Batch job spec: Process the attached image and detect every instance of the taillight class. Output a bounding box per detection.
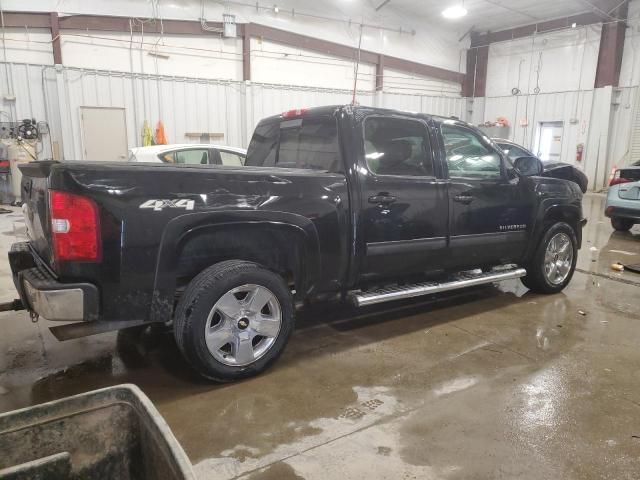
[610,170,632,186]
[282,108,308,118]
[49,191,101,262]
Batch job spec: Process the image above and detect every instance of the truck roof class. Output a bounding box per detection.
[257,104,465,126]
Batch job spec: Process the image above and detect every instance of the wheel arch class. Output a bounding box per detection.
[525,203,582,263]
[150,211,321,323]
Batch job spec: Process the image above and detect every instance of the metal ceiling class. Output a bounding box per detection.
[382,0,625,32]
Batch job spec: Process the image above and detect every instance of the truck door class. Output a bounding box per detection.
[439,121,531,269]
[359,115,449,279]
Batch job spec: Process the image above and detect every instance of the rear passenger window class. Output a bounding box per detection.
[364,117,434,177]
[219,151,245,166]
[174,149,210,165]
[246,116,341,172]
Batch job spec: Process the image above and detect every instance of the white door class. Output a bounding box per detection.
[80,107,128,161]
[535,122,564,162]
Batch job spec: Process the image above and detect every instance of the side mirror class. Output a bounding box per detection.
[514,156,543,176]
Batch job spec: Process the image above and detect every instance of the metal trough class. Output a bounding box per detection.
[0,384,195,480]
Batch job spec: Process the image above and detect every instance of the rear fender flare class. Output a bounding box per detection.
[149,211,320,323]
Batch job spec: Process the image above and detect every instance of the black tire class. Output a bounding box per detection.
[521,222,577,294]
[173,260,294,382]
[611,217,634,232]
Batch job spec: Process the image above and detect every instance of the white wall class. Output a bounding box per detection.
[478,24,612,190]
[250,39,375,91]
[60,30,243,81]
[0,62,467,162]
[619,0,640,88]
[0,0,467,74]
[485,25,602,98]
[0,27,53,65]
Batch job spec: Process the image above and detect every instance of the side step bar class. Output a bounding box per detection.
[350,267,527,308]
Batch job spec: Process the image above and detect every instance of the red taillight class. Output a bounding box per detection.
[610,170,632,186]
[282,108,308,118]
[49,191,101,262]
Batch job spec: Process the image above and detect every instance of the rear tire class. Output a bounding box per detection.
[611,217,634,232]
[521,222,577,294]
[174,260,294,382]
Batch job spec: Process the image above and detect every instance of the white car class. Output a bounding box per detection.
[128,144,246,167]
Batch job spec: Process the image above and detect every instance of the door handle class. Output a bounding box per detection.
[453,194,474,205]
[369,194,396,205]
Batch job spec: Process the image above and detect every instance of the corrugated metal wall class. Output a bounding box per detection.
[0,61,464,162]
[483,91,594,158]
[382,93,465,119]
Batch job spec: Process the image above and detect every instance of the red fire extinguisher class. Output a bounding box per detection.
[576,143,584,163]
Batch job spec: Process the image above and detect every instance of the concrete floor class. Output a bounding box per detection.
[1,193,639,479]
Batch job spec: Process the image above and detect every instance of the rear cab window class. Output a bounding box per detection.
[246,113,342,172]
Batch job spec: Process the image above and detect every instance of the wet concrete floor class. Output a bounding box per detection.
[0,193,639,479]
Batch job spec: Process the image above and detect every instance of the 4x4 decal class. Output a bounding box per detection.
[139,199,195,211]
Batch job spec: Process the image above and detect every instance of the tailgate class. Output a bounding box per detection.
[19,162,56,265]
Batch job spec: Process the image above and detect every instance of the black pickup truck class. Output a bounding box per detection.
[9,105,586,382]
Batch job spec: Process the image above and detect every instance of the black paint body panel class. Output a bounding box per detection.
[15,106,584,325]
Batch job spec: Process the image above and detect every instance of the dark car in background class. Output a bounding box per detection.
[494,139,588,193]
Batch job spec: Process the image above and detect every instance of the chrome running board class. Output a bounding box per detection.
[350,267,527,308]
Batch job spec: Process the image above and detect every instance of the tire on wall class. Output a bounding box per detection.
[174,260,295,382]
[521,222,578,294]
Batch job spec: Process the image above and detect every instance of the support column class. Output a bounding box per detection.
[50,12,62,65]
[242,25,251,82]
[594,2,628,88]
[375,54,384,92]
[463,44,488,98]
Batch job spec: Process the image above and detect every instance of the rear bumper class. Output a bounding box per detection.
[604,205,640,221]
[8,242,99,321]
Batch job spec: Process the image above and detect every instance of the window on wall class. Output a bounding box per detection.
[363,117,434,177]
[441,125,502,179]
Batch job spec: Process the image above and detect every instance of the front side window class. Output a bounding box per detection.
[364,117,434,177]
[441,125,502,179]
[498,143,530,163]
[246,116,341,172]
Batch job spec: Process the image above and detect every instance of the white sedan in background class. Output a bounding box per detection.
[128,144,246,166]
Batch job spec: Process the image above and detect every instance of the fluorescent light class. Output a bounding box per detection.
[442,5,468,19]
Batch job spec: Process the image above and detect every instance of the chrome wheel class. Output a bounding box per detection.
[543,233,573,285]
[204,284,282,367]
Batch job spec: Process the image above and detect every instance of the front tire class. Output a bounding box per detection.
[611,217,634,232]
[522,222,577,294]
[174,260,294,382]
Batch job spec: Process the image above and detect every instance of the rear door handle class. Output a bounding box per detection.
[369,194,396,205]
[453,194,474,205]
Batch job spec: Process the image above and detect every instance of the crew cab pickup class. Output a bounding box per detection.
[9,105,586,382]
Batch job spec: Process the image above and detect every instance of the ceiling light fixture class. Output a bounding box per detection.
[442,4,468,19]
